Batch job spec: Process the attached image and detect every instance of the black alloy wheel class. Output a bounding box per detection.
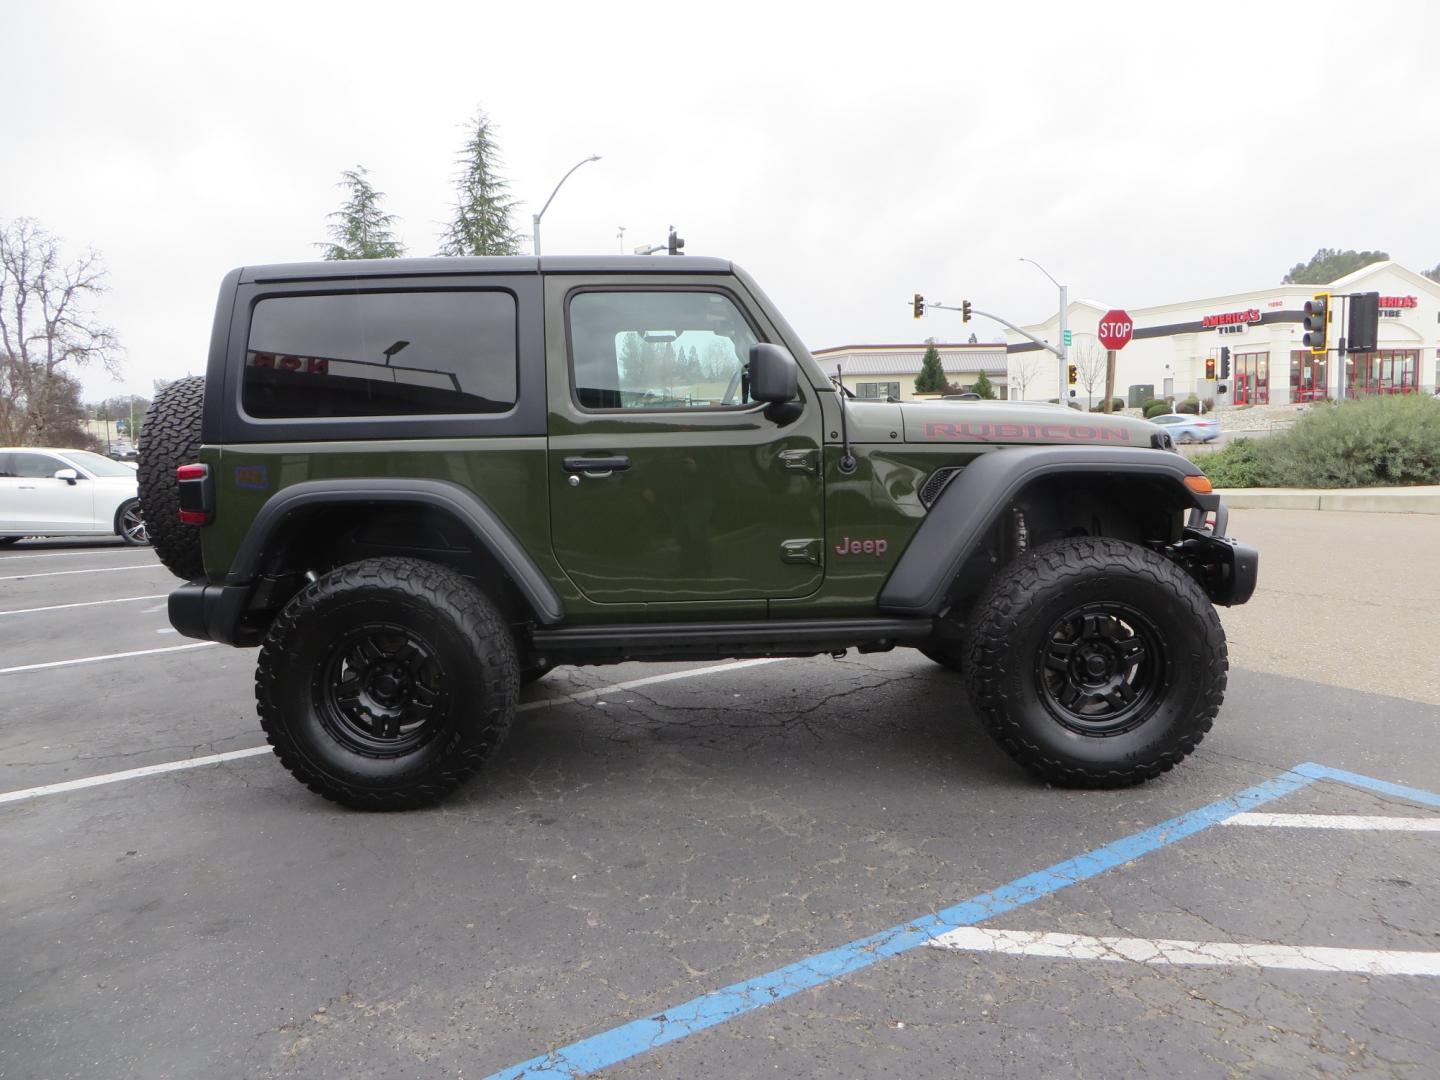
[319,625,446,755]
[1036,602,1167,736]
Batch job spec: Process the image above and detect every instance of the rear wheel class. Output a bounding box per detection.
[963,536,1226,789]
[116,499,148,546]
[0,537,19,547]
[256,557,519,810]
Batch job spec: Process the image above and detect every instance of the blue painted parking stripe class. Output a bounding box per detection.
[1295,762,1440,809]
[484,767,1315,1080]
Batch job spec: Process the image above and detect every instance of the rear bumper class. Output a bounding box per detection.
[168,580,253,645]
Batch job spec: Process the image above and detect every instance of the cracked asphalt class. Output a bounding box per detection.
[2,516,1438,1079]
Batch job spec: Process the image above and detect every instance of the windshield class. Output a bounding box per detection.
[61,450,138,477]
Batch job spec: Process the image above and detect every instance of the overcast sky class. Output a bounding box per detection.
[3,0,1436,399]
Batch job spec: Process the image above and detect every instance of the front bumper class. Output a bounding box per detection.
[1175,504,1258,605]
[168,580,254,645]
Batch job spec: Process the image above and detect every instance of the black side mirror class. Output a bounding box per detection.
[748,343,798,403]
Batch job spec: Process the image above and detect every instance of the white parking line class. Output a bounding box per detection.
[0,594,168,617]
[929,928,1440,977]
[1224,812,1440,831]
[0,747,272,806]
[515,656,787,714]
[0,563,161,582]
[0,657,789,805]
[0,549,135,562]
[0,641,218,675]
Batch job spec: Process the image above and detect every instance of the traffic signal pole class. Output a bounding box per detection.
[929,303,1065,360]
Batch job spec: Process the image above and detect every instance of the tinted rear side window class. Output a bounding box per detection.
[242,290,518,419]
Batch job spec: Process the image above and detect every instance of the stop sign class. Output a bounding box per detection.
[1097,309,1133,351]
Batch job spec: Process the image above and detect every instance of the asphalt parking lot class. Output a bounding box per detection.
[2,520,1438,1079]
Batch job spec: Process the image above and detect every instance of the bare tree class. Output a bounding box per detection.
[1010,351,1040,401]
[0,218,119,445]
[1071,335,1108,410]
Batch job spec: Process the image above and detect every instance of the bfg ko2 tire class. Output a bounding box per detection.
[138,375,206,579]
[963,536,1226,789]
[256,557,519,810]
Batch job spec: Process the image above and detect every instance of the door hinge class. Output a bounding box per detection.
[779,448,820,474]
[780,538,823,567]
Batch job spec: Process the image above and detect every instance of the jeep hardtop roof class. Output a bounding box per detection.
[238,255,734,284]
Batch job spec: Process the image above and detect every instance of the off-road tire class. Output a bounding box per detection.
[0,537,20,547]
[963,536,1226,789]
[256,557,519,810]
[138,376,206,579]
[918,644,964,673]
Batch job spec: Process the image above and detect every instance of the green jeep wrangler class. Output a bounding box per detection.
[140,255,1256,810]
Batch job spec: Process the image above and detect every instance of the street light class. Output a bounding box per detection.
[531,154,601,257]
[1019,257,1069,402]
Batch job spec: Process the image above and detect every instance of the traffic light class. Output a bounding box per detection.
[1205,357,1216,380]
[1067,364,1077,386]
[667,226,685,256]
[1219,347,1231,379]
[1303,293,1330,354]
[962,300,972,323]
[1348,292,1380,352]
[913,293,925,319]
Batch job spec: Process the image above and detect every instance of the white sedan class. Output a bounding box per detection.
[0,447,148,546]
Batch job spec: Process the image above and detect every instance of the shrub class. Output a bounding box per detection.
[1089,397,1125,412]
[1175,396,1200,415]
[1263,393,1440,488]
[1142,400,1171,419]
[1197,438,1271,488]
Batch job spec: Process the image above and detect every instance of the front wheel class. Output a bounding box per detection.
[256,557,519,810]
[963,536,1226,789]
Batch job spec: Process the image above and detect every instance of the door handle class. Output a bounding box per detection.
[563,455,631,477]
[17,484,36,490]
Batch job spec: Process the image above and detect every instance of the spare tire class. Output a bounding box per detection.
[139,376,207,580]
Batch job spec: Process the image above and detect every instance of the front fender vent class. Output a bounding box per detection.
[919,466,963,508]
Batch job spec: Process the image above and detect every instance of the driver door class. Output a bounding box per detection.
[545,280,825,607]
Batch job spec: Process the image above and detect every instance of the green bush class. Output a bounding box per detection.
[1175,396,1201,415]
[1197,438,1271,488]
[1197,394,1440,489]
[1264,393,1440,488]
[1142,399,1172,419]
[1089,397,1125,412]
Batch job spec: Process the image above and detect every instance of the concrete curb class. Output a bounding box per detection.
[1216,486,1440,514]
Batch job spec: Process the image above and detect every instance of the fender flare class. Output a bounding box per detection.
[878,445,1216,618]
[225,477,564,626]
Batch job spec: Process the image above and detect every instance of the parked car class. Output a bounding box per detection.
[1149,414,1220,443]
[0,447,149,546]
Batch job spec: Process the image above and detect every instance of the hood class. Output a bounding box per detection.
[901,401,1157,447]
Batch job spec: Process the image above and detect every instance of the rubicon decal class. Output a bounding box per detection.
[834,536,888,556]
[922,421,1133,443]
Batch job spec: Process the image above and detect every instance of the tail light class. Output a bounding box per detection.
[176,463,214,525]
